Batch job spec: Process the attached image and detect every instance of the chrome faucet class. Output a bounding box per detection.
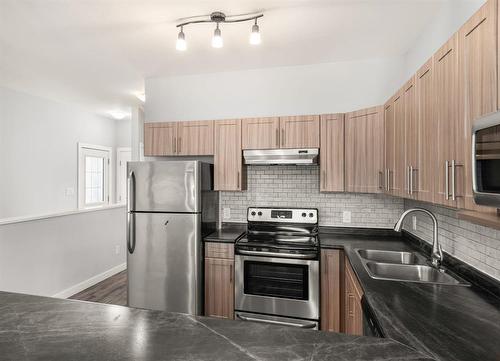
[394,208,443,268]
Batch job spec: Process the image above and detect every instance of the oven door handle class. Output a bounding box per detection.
[236,314,317,329]
[237,249,316,259]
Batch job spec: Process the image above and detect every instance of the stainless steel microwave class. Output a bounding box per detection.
[472,111,500,207]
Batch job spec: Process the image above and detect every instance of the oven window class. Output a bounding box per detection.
[244,261,308,300]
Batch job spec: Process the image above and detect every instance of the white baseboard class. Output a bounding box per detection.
[52,262,127,299]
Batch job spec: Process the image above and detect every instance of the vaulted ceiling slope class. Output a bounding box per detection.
[0,0,448,116]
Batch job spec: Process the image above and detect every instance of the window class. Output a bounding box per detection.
[78,143,112,209]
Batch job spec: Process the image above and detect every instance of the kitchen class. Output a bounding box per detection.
[1,1,500,360]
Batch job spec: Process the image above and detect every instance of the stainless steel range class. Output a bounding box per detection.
[234,207,320,329]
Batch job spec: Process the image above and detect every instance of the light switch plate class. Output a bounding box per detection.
[223,207,231,220]
[342,211,352,224]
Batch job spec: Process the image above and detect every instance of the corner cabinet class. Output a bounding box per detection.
[344,256,364,336]
[204,243,234,320]
[320,114,345,192]
[345,106,385,193]
[214,119,246,191]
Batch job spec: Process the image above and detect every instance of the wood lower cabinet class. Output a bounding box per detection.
[345,106,385,193]
[344,257,364,336]
[214,119,246,191]
[205,243,234,320]
[279,115,320,148]
[460,0,498,213]
[177,120,214,155]
[320,249,343,332]
[144,122,177,156]
[320,114,344,192]
[242,117,280,150]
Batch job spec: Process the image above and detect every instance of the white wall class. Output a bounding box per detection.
[0,86,130,219]
[145,57,405,122]
[402,0,486,81]
[0,206,126,297]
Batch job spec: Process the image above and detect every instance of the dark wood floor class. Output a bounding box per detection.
[70,270,127,306]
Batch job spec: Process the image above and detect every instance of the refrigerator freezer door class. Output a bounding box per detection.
[127,212,202,314]
[128,161,200,213]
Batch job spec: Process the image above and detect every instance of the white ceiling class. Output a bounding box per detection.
[0,0,447,117]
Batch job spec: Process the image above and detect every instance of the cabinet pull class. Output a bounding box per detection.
[409,166,414,195]
[230,264,233,284]
[173,137,176,153]
[406,166,410,195]
[178,137,182,154]
[237,171,240,189]
[276,128,279,147]
[281,128,285,147]
[378,171,384,190]
[348,294,355,316]
[451,160,463,201]
[323,170,327,188]
[445,161,450,200]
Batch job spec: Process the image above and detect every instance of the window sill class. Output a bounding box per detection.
[0,204,126,226]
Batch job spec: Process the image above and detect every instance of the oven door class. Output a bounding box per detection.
[235,255,319,320]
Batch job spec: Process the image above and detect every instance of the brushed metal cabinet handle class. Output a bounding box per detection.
[276,128,279,147]
[378,170,383,190]
[409,166,414,195]
[237,171,240,189]
[445,161,450,200]
[173,137,176,153]
[406,166,410,195]
[229,264,233,284]
[178,137,181,154]
[281,128,285,147]
[127,171,136,254]
[323,170,327,189]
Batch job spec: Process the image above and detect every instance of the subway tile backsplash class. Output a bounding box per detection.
[220,165,404,228]
[403,199,500,281]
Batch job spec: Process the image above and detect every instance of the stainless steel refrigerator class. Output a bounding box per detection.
[126,161,218,314]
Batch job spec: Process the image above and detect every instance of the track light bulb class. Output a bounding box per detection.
[249,22,261,45]
[176,27,187,51]
[212,24,223,48]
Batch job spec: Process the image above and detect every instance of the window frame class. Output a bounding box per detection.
[78,143,112,209]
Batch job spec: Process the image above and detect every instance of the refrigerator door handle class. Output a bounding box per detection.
[127,171,136,254]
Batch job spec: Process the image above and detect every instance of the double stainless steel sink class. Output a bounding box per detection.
[356,249,470,286]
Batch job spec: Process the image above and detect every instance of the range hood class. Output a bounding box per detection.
[243,149,319,165]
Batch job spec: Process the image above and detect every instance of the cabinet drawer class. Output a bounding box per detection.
[205,243,234,259]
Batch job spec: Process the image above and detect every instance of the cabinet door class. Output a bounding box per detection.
[415,59,436,204]
[385,92,405,197]
[320,114,345,192]
[143,122,177,156]
[403,77,418,199]
[345,107,384,193]
[205,257,234,320]
[344,258,363,336]
[279,115,320,148]
[177,120,214,155]
[435,35,462,208]
[320,249,342,332]
[459,0,498,212]
[214,119,245,191]
[242,117,280,150]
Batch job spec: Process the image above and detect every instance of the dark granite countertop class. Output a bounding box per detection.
[204,223,246,243]
[0,291,432,361]
[319,230,500,361]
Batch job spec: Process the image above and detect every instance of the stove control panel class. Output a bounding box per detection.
[247,208,318,224]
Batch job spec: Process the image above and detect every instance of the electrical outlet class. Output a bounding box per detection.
[115,245,120,255]
[223,207,231,220]
[342,211,352,224]
[412,216,417,230]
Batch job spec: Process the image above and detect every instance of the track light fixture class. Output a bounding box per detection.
[175,11,263,51]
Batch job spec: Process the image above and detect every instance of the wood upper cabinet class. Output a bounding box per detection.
[385,91,405,197]
[214,119,246,191]
[345,106,385,193]
[460,0,498,212]
[403,77,418,199]
[205,243,234,320]
[415,59,436,204]
[434,34,464,208]
[279,115,320,148]
[143,122,177,156]
[320,114,345,192]
[320,249,343,332]
[344,257,363,336]
[177,120,214,155]
[242,117,280,150]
